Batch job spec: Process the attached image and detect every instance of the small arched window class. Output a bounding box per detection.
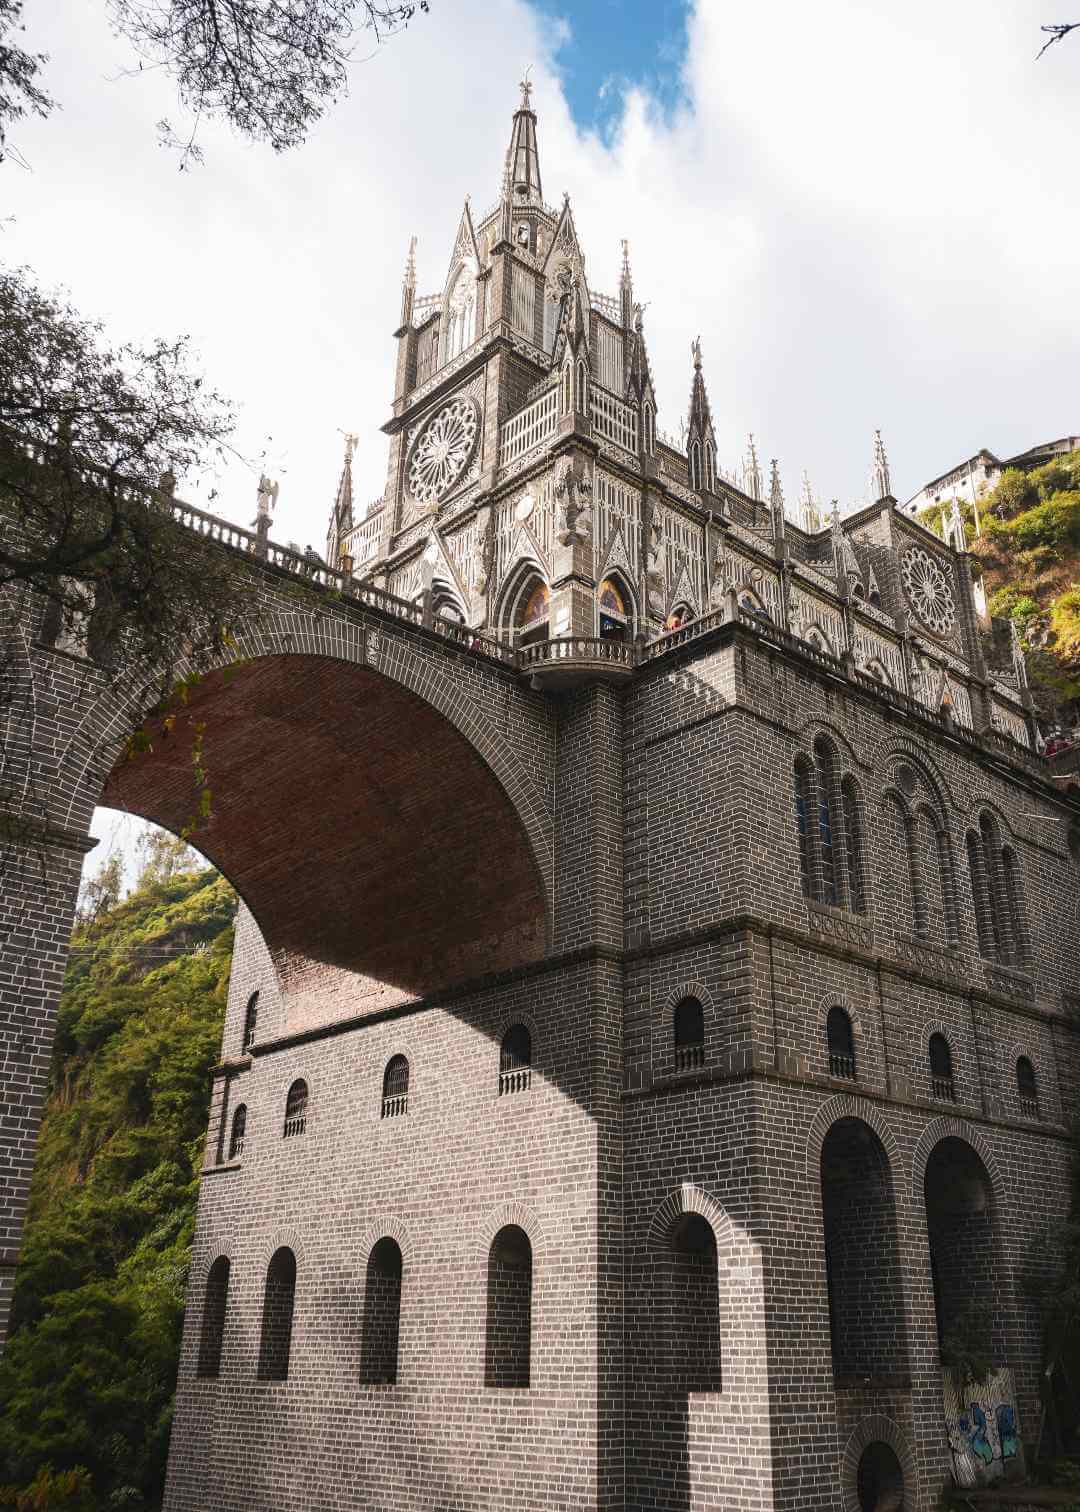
[257,1247,297,1381]
[196,1256,230,1378]
[689,439,702,491]
[980,811,1012,962]
[575,359,589,415]
[668,1214,721,1392]
[283,1079,308,1139]
[840,776,866,915]
[1016,1056,1039,1118]
[937,826,960,947]
[794,757,814,898]
[967,830,995,958]
[382,1056,409,1118]
[643,401,655,456]
[928,1033,955,1102]
[485,1225,532,1388]
[704,440,715,493]
[673,996,705,1072]
[360,1238,403,1385]
[826,1006,856,1081]
[1001,845,1030,966]
[242,992,259,1051]
[499,1025,532,1096]
[228,1104,247,1160]
[562,362,573,416]
[813,737,838,907]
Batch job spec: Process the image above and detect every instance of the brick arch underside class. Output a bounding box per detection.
[100,654,549,1005]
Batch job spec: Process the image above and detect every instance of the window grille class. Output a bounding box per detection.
[499,1025,532,1095]
[196,1256,230,1378]
[228,1103,247,1160]
[499,386,559,465]
[257,1248,297,1381]
[382,1056,409,1118]
[826,1006,856,1081]
[673,997,705,1072]
[928,1034,955,1101]
[1016,1056,1039,1119]
[283,1079,308,1138]
[242,991,259,1050]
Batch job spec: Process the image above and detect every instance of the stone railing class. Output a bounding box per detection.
[499,385,560,465]
[590,385,638,455]
[518,635,635,674]
[590,291,622,322]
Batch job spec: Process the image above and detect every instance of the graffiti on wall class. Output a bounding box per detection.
[943,1367,1023,1487]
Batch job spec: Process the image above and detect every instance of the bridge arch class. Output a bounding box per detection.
[64,608,555,1006]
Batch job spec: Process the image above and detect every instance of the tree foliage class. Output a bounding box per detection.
[0,1,52,167]
[0,860,235,1509]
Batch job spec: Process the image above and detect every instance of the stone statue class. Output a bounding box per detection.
[554,455,592,545]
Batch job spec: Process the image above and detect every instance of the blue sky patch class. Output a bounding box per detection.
[532,0,691,135]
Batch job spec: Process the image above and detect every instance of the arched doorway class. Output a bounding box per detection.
[924,1137,1000,1376]
[820,1117,907,1381]
[856,1440,905,1511]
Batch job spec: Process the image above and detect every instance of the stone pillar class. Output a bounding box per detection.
[549,446,598,640]
[0,817,92,1347]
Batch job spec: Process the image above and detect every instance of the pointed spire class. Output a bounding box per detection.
[326,434,356,569]
[620,239,633,328]
[504,72,543,207]
[870,428,892,500]
[799,470,821,533]
[686,337,716,492]
[400,235,417,327]
[769,459,786,539]
[687,337,713,432]
[744,434,763,502]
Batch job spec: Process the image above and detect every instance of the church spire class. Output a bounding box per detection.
[686,337,717,493]
[505,73,543,207]
[399,235,417,328]
[870,428,892,501]
[620,239,633,328]
[326,432,357,570]
[769,459,786,539]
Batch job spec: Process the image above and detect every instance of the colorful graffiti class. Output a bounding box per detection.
[943,1367,1023,1487]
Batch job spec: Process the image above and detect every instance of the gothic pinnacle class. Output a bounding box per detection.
[744,434,763,502]
[871,428,892,500]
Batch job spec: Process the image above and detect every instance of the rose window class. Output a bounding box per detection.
[408,398,479,506]
[901,546,956,635]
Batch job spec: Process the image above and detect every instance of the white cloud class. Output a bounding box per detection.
[6,0,1078,555]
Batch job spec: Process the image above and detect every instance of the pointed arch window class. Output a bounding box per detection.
[382,1055,409,1118]
[1016,1056,1039,1118]
[575,359,589,415]
[228,1104,247,1160]
[673,996,705,1072]
[1001,845,1030,966]
[443,261,477,364]
[689,439,702,492]
[794,757,814,898]
[826,1006,856,1080]
[562,362,573,416]
[598,577,631,642]
[257,1247,297,1381]
[360,1238,403,1385]
[283,1079,308,1139]
[499,1024,532,1095]
[643,401,655,456]
[928,1033,955,1102]
[840,776,866,915]
[242,992,259,1051]
[980,812,1014,962]
[704,440,715,493]
[967,830,995,958]
[813,737,839,907]
[197,1257,230,1379]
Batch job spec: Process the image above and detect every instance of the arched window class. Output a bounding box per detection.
[499,1025,532,1095]
[643,401,655,456]
[485,1225,532,1388]
[382,1056,409,1118]
[196,1256,230,1378]
[980,812,1013,962]
[598,577,631,642]
[283,1079,308,1138]
[689,439,702,491]
[794,757,814,898]
[673,996,705,1072]
[704,440,715,493]
[360,1238,403,1385]
[813,737,838,907]
[1016,1056,1039,1118]
[826,1006,856,1080]
[840,776,866,915]
[937,826,960,948]
[242,991,259,1051]
[511,575,550,649]
[562,362,573,416]
[1001,845,1030,966]
[443,261,477,364]
[924,1137,999,1371]
[575,359,589,415]
[257,1247,297,1381]
[967,830,995,958]
[928,1033,955,1102]
[668,1214,721,1392]
[228,1104,247,1160]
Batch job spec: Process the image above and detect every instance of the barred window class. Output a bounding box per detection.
[196,1256,230,1379]
[283,1079,308,1139]
[1016,1056,1039,1118]
[382,1056,409,1119]
[673,996,705,1072]
[826,1006,856,1081]
[499,1025,532,1096]
[929,1034,955,1102]
[228,1104,247,1160]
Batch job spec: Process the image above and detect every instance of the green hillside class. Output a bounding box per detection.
[0,863,236,1511]
[920,447,1080,725]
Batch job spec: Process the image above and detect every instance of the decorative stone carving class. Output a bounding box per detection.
[900,545,956,636]
[554,454,592,545]
[407,397,481,506]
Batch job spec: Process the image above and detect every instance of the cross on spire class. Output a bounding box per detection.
[504,73,543,206]
[519,71,533,111]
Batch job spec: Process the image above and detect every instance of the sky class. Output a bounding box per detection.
[5,0,1078,885]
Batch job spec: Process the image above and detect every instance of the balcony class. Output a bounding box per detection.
[518,635,636,691]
